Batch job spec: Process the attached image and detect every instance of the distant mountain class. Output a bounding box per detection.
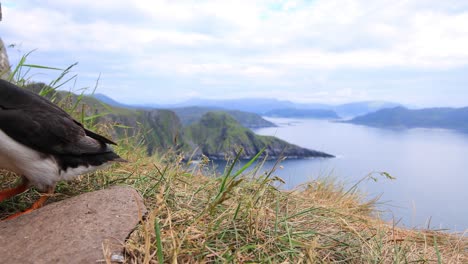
[90,93,401,118]
[123,98,295,113]
[163,98,400,118]
[185,112,334,160]
[173,98,296,114]
[91,95,276,128]
[92,93,136,109]
[171,107,276,128]
[265,108,340,119]
[347,106,468,132]
[334,101,402,118]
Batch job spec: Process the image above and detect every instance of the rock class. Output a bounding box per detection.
[0,186,146,264]
[0,38,11,80]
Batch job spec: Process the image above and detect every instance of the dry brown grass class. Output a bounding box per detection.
[113,151,466,263]
[1,136,466,263]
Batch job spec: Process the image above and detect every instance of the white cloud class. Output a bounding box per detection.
[6,1,468,68]
[3,0,468,105]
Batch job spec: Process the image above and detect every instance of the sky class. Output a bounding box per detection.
[2,0,468,107]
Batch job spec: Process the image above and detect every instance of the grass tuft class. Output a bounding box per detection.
[110,152,466,263]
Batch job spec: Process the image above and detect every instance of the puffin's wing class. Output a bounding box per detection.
[0,79,116,156]
[0,107,115,156]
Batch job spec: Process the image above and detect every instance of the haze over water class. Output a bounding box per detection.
[253,118,468,232]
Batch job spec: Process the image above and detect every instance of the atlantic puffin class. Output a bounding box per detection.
[0,79,125,220]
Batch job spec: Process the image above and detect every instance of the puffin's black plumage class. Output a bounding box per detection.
[0,79,122,171]
[0,79,124,219]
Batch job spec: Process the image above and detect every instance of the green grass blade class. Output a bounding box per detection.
[232,147,266,178]
[154,218,164,264]
[22,64,62,70]
[434,237,442,264]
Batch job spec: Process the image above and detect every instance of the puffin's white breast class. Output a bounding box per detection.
[0,129,61,190]
[0,129,111,191]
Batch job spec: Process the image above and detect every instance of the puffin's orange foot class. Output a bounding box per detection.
[3,194,50,220]
[0,181,29,202]
[2,187,54,221]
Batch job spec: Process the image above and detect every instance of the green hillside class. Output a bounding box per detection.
[25,83,190,155]
[24,82,329,160]
[171,106,276,128]
[185,112,333,160]
[102,109,191,155]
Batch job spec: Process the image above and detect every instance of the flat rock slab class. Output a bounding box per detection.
[0,186,146,264]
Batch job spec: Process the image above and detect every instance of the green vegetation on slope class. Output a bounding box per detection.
[25,83,328,160]
[185,112,333,160]
[171,106,276,128]
[90,95,277,129]
[106,109,191,155]
[24,82,191,156]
